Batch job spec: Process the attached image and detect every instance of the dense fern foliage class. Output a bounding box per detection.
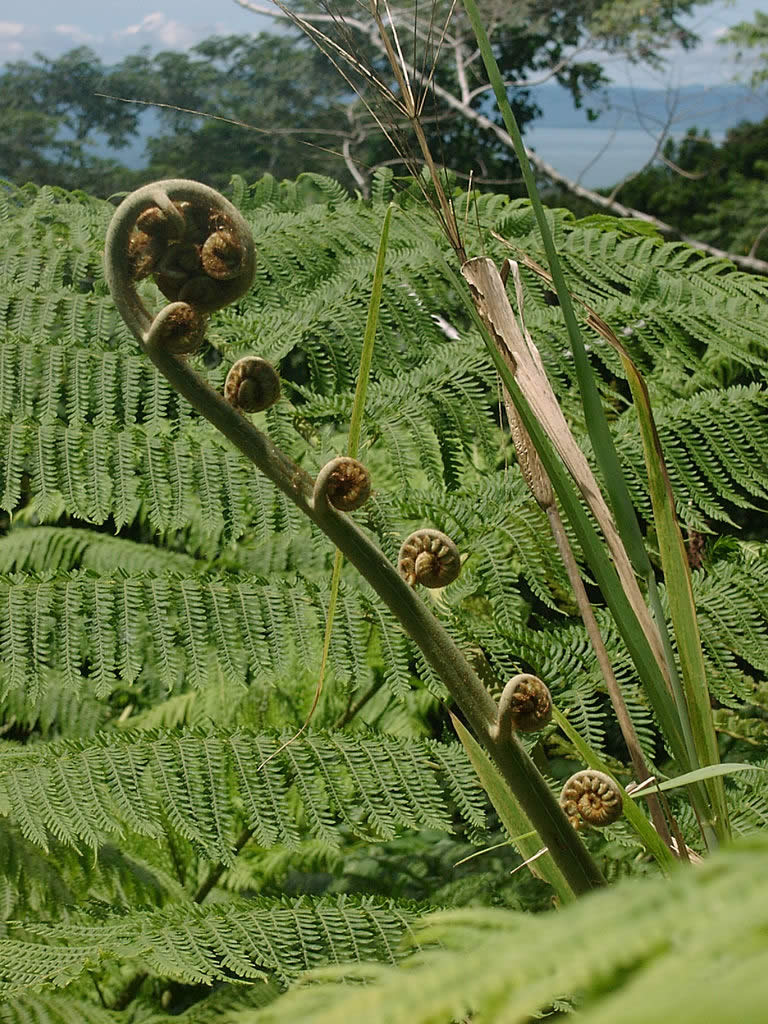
[234,836,768,1023]
[2,169,768,1017]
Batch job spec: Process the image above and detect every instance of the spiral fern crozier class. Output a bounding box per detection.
[496,673,552,735]
[560,770,623,830]
[398,529,461,588]
[103,179,606,898]
[313,457,372,512]
[225,357,281,413]
[104,179,256,355]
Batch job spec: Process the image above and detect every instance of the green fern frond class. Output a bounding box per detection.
[0,526,200,574]
[0,824,181,921]
[226,838,768,1024]
[0,730,486,856]
[0,893,419,995]
[0,993,121,1024]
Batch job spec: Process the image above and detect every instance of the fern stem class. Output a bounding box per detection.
[144,338,602,891]
[104,182,604,899]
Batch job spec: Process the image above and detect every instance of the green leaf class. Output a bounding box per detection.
[630,762,766,797]
[450,712,574,903]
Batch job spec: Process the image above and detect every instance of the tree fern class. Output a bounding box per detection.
[0,730,486,856]
[0,893,419,995]
[2,170,768,1015]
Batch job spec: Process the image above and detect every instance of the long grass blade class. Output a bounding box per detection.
[459,0,655,584]
[437,256,686,766]
[585,311,730,841]
[348,203,393,457]
[259,204,392,766]
[630,763,765,798]
[450,712,575,903]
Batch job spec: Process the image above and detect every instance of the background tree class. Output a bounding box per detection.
[233,0,704,187]
[722,9,768,88]
[605,119,768,262]
[117,34,367,189]
[0,46,142,195]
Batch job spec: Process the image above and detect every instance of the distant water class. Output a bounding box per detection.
[525,125,726,189]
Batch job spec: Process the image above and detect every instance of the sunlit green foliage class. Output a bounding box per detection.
[1,170,768,1016]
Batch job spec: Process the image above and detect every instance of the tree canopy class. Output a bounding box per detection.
[608,118,768,263]
[0,0,711,195]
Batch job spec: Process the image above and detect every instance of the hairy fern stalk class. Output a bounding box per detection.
[1,159,768,1021]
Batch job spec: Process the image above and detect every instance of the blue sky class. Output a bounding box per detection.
[0,1,763,86]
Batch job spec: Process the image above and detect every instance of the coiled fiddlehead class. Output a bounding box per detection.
[313,457,371,512]
[398,529,461,588]
[105,179,256,354]
[225,356,281,413]
[560,770,623,830]
[496,673,552,735]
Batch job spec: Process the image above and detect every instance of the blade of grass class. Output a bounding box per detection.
[551,707,677,874]
[348,203,393,457]
[258,205,393,767]
[437,254,687,768]
[630,763,765,798]
[585,310,729,841]
[441,253,719,839]
[459,0,655,585]
[459,0,713,815]
[450,711,575,903]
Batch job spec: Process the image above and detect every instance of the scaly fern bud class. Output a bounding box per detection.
[398,529,461,588]
[313,457,372,512]
[107,180,257,348]
[225,356,281,413]
[150,301,208,356]
[560,770,623,830]
[202,221,249,280]
[497,673,552,735]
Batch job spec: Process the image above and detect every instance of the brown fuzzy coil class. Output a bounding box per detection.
[398,529,461,588]
[129,194,254,313]
[224,357,281,413]
[319,457,371,511]
[498,674,552,733]
[560,770,623,830]
[151,302,207,356]
[202,226,247,280]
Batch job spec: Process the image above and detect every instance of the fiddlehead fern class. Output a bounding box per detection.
[105,179,256,349]
[560,770,623,829]
[225,356,281,413]
[103,178,605,898]
[496,673,552,735]
[398,529,461,588]
[313,457,372,512]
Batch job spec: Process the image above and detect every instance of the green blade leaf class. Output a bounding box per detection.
[450,712,575,904]
[622,351,730,840]
[630,763,765,798]
[347,203,392,458]
[438,255,686,769]
[460,0,653,583]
